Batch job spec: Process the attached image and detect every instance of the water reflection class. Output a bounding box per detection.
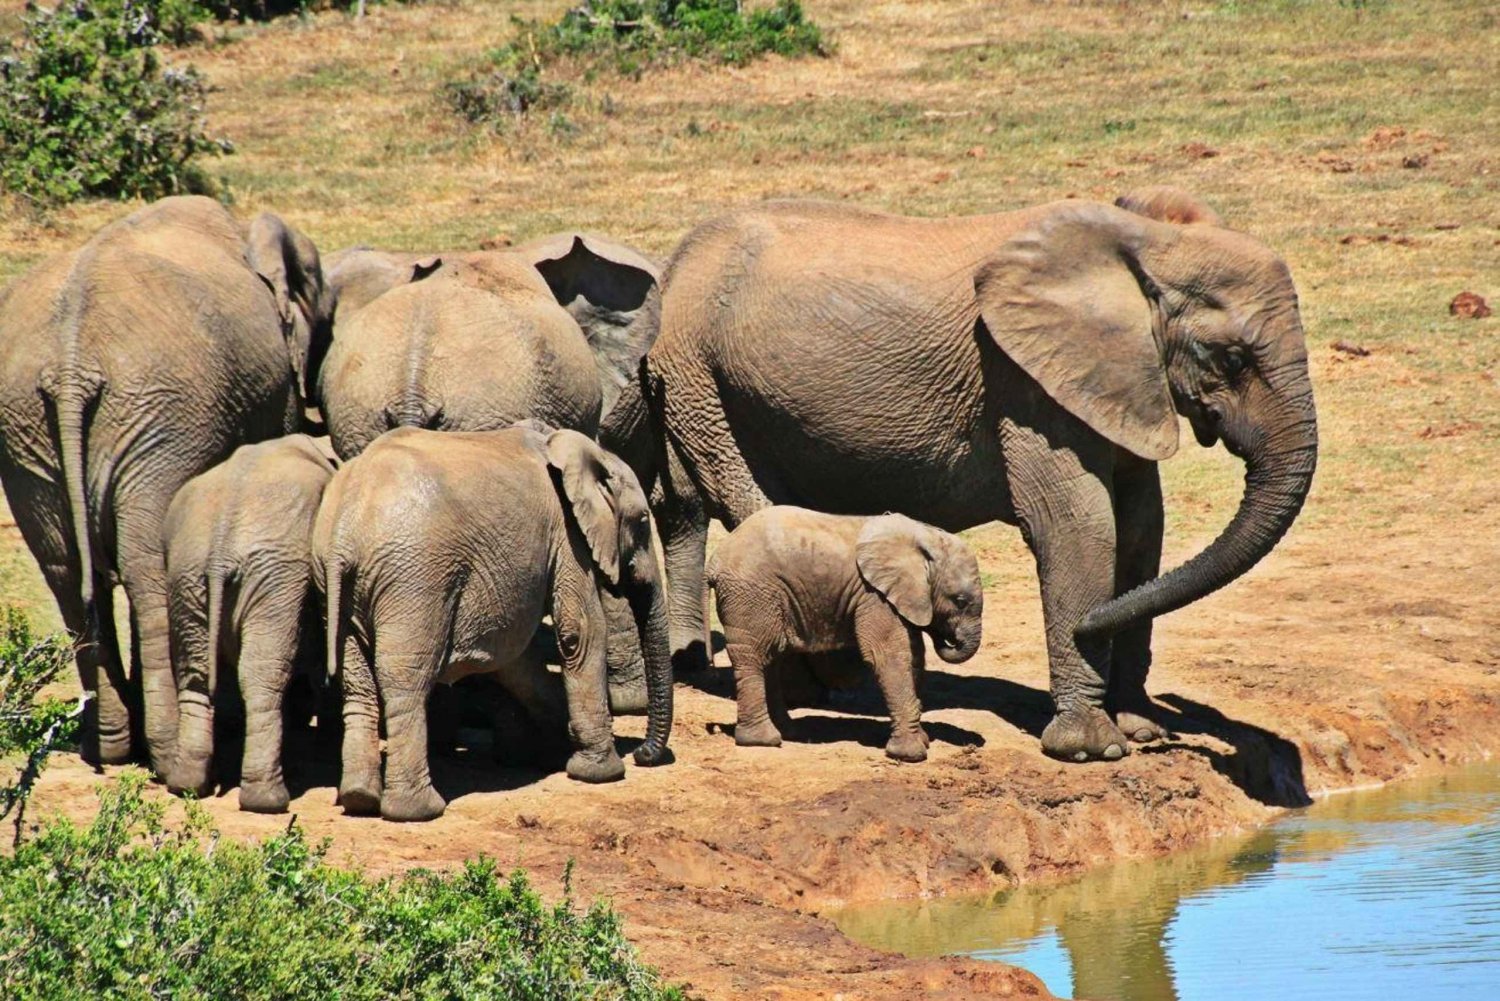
[833,766,1500,1001]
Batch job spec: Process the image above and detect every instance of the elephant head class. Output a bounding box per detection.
[247,213,333,408]
[518,233,660,414]
[545,428,673,765]
[856,514,985,664]
[975,192,1317,638]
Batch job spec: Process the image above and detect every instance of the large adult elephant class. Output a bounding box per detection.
[640,188,1318,762]
[318,232,659,460]
[0,196,330,769]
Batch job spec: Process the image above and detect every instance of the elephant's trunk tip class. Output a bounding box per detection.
[632,740,673,767]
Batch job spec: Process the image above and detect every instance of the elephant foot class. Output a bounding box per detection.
[239,780,290,814]
[338,771,383,816]
[82,732,135,767]
[1114,707,1169,744]
[884,728,929,763]
[566,749,626,783]
[734,719,783,748]
[1041,707,1128,763]
[381,784,447,823]
[165,765,214,800]
[607,677,649,717]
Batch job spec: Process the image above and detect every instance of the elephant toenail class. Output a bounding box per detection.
[1103,743,1124,760]
[1072,750,1088,762]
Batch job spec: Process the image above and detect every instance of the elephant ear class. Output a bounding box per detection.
[248,213,329,402]
[521,233,662,412]
[547,429,622,586]
[1115,185,1225,228]
[975,203,1179,461]
[856,514,934,628]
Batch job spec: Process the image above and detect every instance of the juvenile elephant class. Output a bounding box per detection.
[318,232,659,460]
[0,196,330,768]
[641,187,1318,762]
[161,435,336,812]
[312,425,672,822]
[708,507,983,762]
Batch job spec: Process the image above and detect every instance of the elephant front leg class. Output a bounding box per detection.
[1110,458,1169,744]
[1004,421,1128,763]
[555,583,625,783]
[855,602,929,763]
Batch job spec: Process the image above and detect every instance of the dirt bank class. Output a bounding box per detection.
[24,508,1500,1000]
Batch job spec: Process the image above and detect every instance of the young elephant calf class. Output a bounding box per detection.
[162,435,336,812]
[708,507,984,762]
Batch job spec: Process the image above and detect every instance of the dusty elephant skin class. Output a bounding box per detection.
[312,425,673,822]
[160,435,336,813]
[640,187,1318,764]
[0,197,330,771]
[709,507,984,762]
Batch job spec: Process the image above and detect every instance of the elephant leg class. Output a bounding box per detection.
[236,597,304,814]
[601,586,648,715]
[1002,417,1128,763]
[116,512,176,775]
[725,625,782,748]
[1109,458,1168,743]
[336,631,383,815]
[856,602,928,763]
[370,618,446,822]
[165,574,215,798]
[553,577,624,783]
[652,437,712,676]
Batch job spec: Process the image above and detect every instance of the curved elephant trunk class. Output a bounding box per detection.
[628,556,674,765]
[1077,385,1317,639]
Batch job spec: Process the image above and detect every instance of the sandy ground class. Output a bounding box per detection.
[21,484,1500,1000]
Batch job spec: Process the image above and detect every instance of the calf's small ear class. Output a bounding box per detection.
[856,514,934,628]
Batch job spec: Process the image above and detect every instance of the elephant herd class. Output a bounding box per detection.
[0,184,1317,821]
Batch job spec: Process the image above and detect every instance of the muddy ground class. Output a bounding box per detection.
[24,490,1500,1000]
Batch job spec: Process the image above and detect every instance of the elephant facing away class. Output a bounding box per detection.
[708,507,983,762]
[161,435,336,813]
[0,196,330,769]
[312,425,673,822]
[318,232,659,460]
[642,187,1318,762]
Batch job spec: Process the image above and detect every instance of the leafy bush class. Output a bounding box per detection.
[446,0,827,129]
[0,771,683,1000]
[0,0,232,207]
[0,607,84,846]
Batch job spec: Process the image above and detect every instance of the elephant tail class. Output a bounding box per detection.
[204,567,226,712]
[323,551,345,684]
[704,548,720,590]
[42,366,105,628]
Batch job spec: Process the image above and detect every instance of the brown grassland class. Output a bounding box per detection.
[3,1,1499,997]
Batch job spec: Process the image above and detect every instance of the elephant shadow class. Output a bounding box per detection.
[1138,693,1311,808]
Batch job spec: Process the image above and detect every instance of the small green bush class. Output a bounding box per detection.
[0,0,233,207]
[0,607,84,846]
[0,771,683,1000]
[447,1,827,130]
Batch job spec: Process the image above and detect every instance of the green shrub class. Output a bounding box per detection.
[0,607,84,846]
[0,771,683,1000]
[447,1,827,130]
[0,0,233,207]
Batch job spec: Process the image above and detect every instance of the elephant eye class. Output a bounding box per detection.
[952,593,969,609]
[1222,348,1249,380]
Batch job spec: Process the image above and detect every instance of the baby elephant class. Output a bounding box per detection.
[162,435,336,812]
[709,507,984,762]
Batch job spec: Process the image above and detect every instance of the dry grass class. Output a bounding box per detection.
[1,0,1497,632]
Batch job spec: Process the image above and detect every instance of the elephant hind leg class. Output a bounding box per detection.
[336,630,382,816]
[368,605,449,822]
[115,504,178,776]
[235,593,305,814]
[40,558,130,765]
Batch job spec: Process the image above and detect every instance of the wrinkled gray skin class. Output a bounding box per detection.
[319,232,659,458]
[161,435,335,813]
[708,508,983,762]
[312,425,672,822]
[319,236,660,714]
[0,196,330,770]
[639,187,1318,763]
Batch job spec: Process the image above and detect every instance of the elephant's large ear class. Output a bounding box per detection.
[975,203,1179,461]
[522,234,661,412]
[248,213,329,403]
[856,514,934,628]
[1115,185,1225,228]
[547,429,621,586]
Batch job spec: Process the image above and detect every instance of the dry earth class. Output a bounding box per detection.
[4,1,1500,997]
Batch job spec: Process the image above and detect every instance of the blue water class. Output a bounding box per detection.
[833,766,1500,1000]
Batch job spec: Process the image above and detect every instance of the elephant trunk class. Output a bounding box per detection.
[628,557,673,766]
[1078,387,1317,638]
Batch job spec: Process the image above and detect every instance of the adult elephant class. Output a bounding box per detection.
[0,196,329,769]
[318,232,659,460]
[640,188,1318,762]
